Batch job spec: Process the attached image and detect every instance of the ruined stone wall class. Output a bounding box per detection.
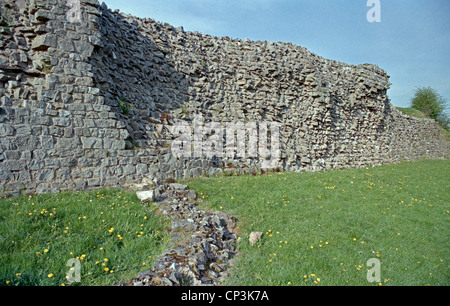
[0,0,448,196]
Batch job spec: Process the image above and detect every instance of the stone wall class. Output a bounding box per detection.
[0,0,448,196]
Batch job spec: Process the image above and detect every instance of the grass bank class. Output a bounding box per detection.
[0,189,170,286]
[188,159,449,286]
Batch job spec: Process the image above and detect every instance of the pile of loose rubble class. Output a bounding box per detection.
[128,182,238,286]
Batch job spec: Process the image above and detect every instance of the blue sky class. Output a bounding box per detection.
[103,0,450,113]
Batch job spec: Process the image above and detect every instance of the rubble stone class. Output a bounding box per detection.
[128,183,238,286]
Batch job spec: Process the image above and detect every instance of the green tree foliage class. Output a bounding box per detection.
[411,87,449,130]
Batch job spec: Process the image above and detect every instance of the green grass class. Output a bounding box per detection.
[187,159,450,286]
[0,189,170,286]
[397,107,430,119]
[1,160,448,286]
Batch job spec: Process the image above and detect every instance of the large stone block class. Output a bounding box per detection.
[0,124,15,136]
[81,137,103,149]
[53,117,72,127]
[33,169,55,181]
[32,34,57,51]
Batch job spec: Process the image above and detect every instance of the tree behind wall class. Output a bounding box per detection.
[411,87,449,130]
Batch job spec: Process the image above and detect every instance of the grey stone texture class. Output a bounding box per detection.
[130,183,237,286]
[0,0,449,197]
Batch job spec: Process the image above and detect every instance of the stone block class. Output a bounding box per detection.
[33,169,55,181]
[136,190,155,203]
[103,139,125,150]
[0,169,14,181]
[31,34,57,51]
[53,117,72,127]
[58,39,76,52]
[123,165,136,175]
[40,135,54,149]
[136,164,148,175]
[88,178,101,187]
[35,9,54,22]
[81,137,103,149]
[0,124,15,136]
[4,150,21,160]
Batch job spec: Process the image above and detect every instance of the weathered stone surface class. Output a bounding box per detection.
[31,34,57,50]
[130,183,237,286]
[0,0,448,198]
[136,190,155,203]
[169,183,188,190]
[249,232,263,246]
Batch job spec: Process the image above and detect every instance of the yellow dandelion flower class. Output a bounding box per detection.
[48,273,53,278]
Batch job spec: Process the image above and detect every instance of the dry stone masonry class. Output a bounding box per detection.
[1,0,449,197]
[129,182,238,286]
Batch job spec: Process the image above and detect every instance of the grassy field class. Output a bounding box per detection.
[1,159,448,286]
[396,107,430,119]
[188,159,450,286]
[0,189,170,286]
